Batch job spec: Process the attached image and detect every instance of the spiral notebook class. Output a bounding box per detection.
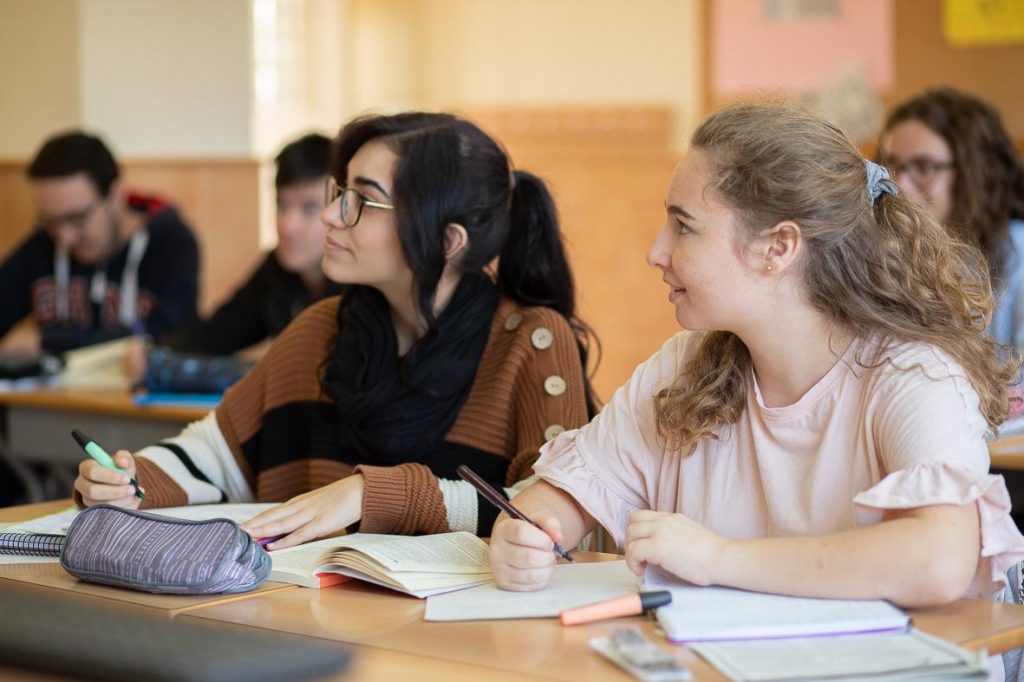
[1,503,278,561]
[0,532,65,557]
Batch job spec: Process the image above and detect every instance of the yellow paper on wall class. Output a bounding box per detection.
[944,0,1024,46]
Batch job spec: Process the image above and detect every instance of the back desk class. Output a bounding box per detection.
[0,388,207,502]
[3,502,1024,682]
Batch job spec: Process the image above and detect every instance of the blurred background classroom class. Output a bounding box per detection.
[1,0,1021,399]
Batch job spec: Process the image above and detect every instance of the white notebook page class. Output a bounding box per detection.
[424,560,638,621]
[644,567,908,642]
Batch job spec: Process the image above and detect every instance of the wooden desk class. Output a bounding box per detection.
[0,389,207,501]
[0,499,294,616]
[179,554,1024,681]
[0,637,546,682]
[0,501,531,681]
[0,580,532,682]
[4,501,1024,680]
[991,433,1024,470]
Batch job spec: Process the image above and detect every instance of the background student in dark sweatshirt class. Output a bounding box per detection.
[0,131,200,353]
[127,133,344,391]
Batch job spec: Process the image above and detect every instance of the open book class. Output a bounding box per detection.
[269,532,493,597]
[60,337,139,389]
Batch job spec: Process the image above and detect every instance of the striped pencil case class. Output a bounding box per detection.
[60,505,270,594]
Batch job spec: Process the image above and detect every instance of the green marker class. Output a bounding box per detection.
[71,429,145,500]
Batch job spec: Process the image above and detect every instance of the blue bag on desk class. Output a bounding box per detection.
[60,505,271,594]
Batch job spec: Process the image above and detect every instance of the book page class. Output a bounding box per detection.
[319,566,492,598]
[5,507,79,535]
[7,503,278,536]
[691,629,988,681]
[321,532,490,573]
[424,560,638,621]
[645,567,908,642]
[144,503,278,526]
[269,537,345,588]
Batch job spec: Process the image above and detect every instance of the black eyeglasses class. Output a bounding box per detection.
[884,158,955,185]
[37,199,103,233]
[324,177,394,227]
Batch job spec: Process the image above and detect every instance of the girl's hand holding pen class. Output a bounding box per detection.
[490,515,565,592]
[74,450,142,509]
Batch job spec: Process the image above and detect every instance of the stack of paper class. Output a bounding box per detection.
[59,337,138,389]
[691,629,988,681]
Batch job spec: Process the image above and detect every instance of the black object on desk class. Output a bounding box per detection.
[0,583,352,682]
[0,351,61,380]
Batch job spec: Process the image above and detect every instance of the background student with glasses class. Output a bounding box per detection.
[0,131,200,354]
[879,88,1024,348]
[73,112,599,550]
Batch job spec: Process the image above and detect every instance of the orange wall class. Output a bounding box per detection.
[889,0,1024,138]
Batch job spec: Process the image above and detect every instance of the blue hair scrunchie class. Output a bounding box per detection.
[864,159,899,205]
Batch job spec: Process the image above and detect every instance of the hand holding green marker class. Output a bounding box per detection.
[71,429,146,500]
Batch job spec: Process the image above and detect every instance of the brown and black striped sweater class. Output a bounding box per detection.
[126,295,590,535]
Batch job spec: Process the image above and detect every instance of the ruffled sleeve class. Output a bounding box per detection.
[854,461,1024,596]
[534,332,701,545]
[534,429,644,546]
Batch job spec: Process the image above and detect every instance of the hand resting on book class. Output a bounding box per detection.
[242,474,365,550]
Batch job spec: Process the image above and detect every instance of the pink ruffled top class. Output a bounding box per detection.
[534,332,1024,597]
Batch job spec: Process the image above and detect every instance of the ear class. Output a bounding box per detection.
[443,223,469,262]
[105,179,126,210]
[758,220,802,276]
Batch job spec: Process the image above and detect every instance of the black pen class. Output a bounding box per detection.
[456,464,574,562]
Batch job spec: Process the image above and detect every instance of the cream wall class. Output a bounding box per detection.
[0,0,81,157]
[0,0,252,158]
[346,0,426,115]
[348,0,703,148]
[79,0,252,157]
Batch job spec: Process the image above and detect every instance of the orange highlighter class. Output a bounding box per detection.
[559,590,672,626]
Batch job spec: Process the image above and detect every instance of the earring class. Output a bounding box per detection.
[766,265,773,273]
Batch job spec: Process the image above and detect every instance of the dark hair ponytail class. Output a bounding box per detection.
[500,170,601,416]
[499,171,574,314]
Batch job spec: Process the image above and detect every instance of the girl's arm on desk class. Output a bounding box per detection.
[624,504,980,608]
[489,480,980,608]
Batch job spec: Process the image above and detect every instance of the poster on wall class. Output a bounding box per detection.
[943,0,1024,46]
[711,0,893,142]
[712,0,893,95]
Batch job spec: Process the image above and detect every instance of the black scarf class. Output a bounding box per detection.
[322,273,499,465]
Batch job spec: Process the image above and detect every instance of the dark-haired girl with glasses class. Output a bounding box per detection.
[879,88,1024,348]
[73,112,599,549]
